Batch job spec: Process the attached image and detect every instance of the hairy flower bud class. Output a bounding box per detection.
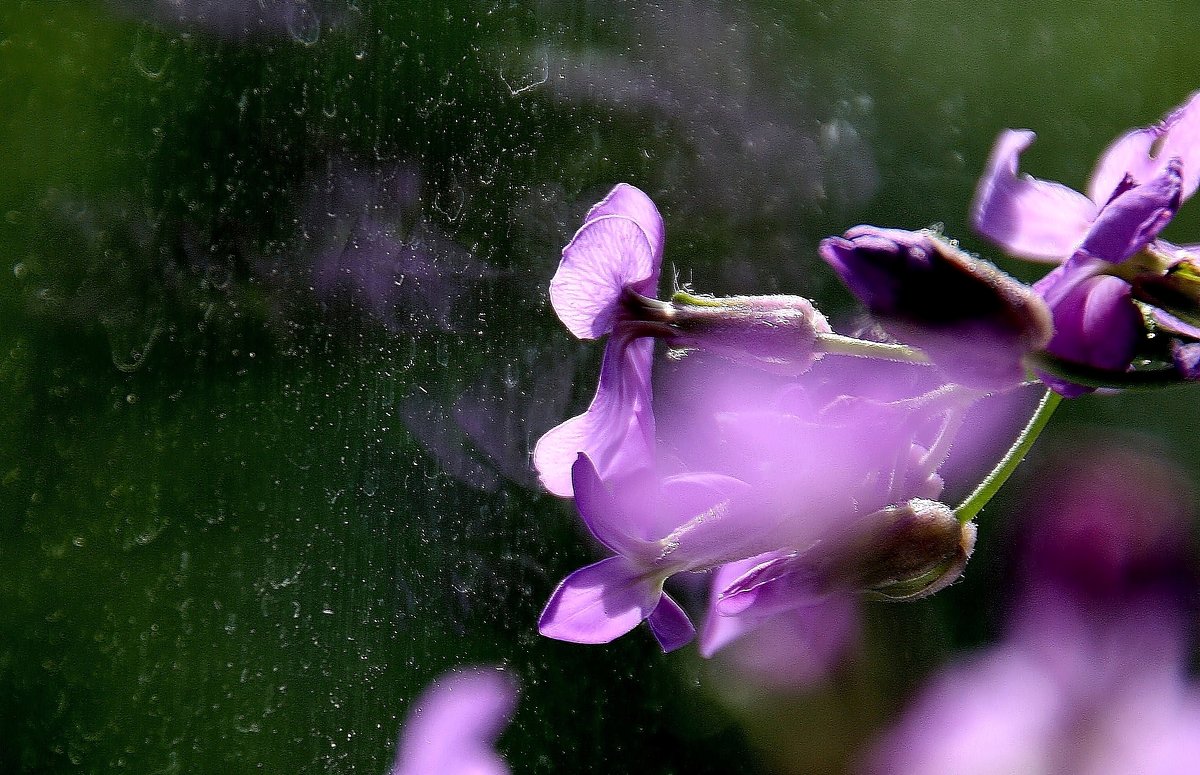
[820,226,1053,388]
[829,499,976,601]
[665,292,833,376]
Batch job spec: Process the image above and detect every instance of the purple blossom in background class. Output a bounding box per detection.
[390,667,517,775]
[114,0,343,41]
[866,441,1200,775]
[973,92,1200,392]
[299,159,492,334]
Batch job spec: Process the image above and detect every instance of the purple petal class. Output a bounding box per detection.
[699,558,769,657]
[1157,91,1200,201]
[1079,159,1182,263]
[656,473,766,570]
[549,185,664,339]
[1155,308,1200,340]
[972,129,1098,261]
[1038,273,1143,388]
[1090,91,1200,205]
[392,667,517,775]
[584,183,666,272]
[646,593,696,652]
[533,335,655,498]
[1089,127,1163,205]
[570,453,654,558]
[538,556,662,644]
[1172,341,1200,380]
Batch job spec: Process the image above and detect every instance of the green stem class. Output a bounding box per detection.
[1028,352,1191,390]
[815,333,931,364]
[954,388,1062,524]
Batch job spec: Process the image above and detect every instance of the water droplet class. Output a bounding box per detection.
[286,3,321,47]
[131,28,172,80]
[12,262,27,279]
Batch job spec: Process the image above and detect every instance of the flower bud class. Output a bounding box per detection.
[829,499,976,601]
[665,292,833,376]
[819,226,1053,388]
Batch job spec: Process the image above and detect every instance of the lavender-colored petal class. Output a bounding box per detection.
[646,593,696,652]
[549,184,664,340]
[1089,127,1163,205]
[1151,90,1200,201]
[391,667,517,775]
[583,183,666,276]
[550,216,659,339]
[1041,274,1143,373]
[652,472,759,565]
[538,556,663,644]
[699,558,768,657]
[1079,160,1182,263]
[533,335,655,498]
[972,129,1098,262]
[570,453,654,558]
[1172,341,1200,380]
[1155,309,1200,340]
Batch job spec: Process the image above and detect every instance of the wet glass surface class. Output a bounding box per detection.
[4,2,1200,772]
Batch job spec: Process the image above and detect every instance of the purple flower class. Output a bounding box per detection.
[539,348,998,651]
[390,667,517,775]
[973,93,1200,265]
[534,184,832,496]
[866,439,1200,775]
[972,93,1200,389]
[538,453,753,651]
[865,600,1200,775]
[533,184,665,497]
[819,226,1053,388]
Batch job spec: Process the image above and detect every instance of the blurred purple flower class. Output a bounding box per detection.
[540,348,993,651]
[866,441,1200,775]
[299,160,493,334]
[819,226,1053,388]
[390,666,517,775]
[115,0,342,41]
[973,92,1200,391]
[866,600,1200,775]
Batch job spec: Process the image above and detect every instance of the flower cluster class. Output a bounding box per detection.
[972,91,1200,394]
[533,92,1200,675]
[533,184,1022,654]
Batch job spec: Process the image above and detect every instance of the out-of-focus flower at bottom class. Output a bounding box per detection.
[390,667,518,775]
[864,441,1200,775]
[864,600,1200,775]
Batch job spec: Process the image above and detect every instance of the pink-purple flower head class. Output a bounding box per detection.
[390,667,517,775]
[972,92,1200,392]
[973,92,1200,265]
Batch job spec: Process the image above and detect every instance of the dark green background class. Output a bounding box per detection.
[3,1,1199,772]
